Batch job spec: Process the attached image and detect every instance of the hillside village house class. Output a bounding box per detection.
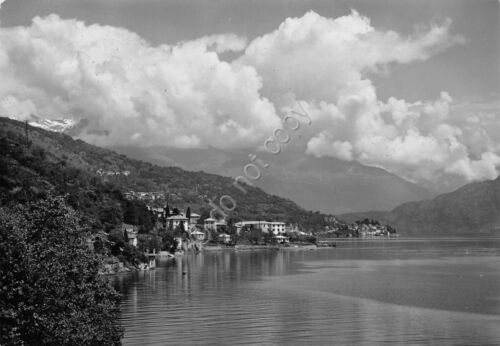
[204,218,227,231]
[235,221,286,235]
[126,191,163,201]
[148,206,165,219]
[123,223,138,247]
[166,214,188,229]
[218,233,232,244]
[270,222,286,234]
[274,235,289,244]
[190,230,206,241]
[166,211,200,230]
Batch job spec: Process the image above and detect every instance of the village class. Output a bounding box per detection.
[99,190,397,274]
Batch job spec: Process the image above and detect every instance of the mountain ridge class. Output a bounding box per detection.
[0,117,343,231]
[111,145,435,214]
[339,175,500,234]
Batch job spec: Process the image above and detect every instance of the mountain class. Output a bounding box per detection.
[0,117,342,231]
[16,115,77,133]
[111,145,435,214]
[340,176,500,234]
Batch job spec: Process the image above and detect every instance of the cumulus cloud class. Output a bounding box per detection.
[237,10,496,183]
[239,11,464,101]
[0,14,281,148]
[0,9,498,184]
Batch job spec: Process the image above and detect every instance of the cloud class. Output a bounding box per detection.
[239,11,464,101]
[237,10,496,183]
[0,10,497,184]
[0,14,280,148]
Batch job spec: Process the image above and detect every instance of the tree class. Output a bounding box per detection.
[0,196,123,345]
[123,228,129,243]
[108,228,126,256]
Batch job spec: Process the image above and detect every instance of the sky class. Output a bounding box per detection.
[0,0,499,188]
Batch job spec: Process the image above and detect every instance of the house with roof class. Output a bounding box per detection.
[166,209,201,230]
[235,221,271,234]
[123,223,138,247]
[204,218,227,231]
[274,234,289,244]
[148,206,165,219]
[269,222,286,235]
[166,214,189,230]
[218,233,232,244]
[190,229,206,241]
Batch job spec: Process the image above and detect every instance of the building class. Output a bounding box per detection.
[204,218,227,231]
[189,213,200,225]
[218,233,232,244]
[148,206,165,219]
[269,222,286,235]
[166,214,189,230]
[166,210,200,230]
[190,230,206,241]
[123,223,138,247]
[274,234,289,244]
[235,221,271,234]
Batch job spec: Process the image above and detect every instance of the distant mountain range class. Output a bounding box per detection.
[3,116,498,235]
[11,115,440,214]
[340,176,500,234]
[111,145,436,214]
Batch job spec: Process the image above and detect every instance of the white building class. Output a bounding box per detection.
[269,222,286,235]
[235,221,271,234]
[123,223,138,247]
[166,211,200,230]
[204,218,227,231]
[190,212,200,225]
[218,233,232,244]
[190,230,206,241]
[166,214,189,230]
[274,234,289,244]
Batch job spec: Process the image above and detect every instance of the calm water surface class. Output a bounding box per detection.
[113,238,500,345]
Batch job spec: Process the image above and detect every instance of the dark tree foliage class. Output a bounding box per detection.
[239,227,264,245]
[122,200,154,231]
[0,196,123,345]
[159,230,178,253]
[356,218,380,226]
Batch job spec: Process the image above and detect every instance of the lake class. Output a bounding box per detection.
[113,238,500,345]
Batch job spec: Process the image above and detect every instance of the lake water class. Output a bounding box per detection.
[113,238,500,345]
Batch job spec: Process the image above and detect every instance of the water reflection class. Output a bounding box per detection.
[113,239,500,345]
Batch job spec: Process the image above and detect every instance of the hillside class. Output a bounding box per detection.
[111,145,434,214]
[0,117,340,231]
[340,176,500,234]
